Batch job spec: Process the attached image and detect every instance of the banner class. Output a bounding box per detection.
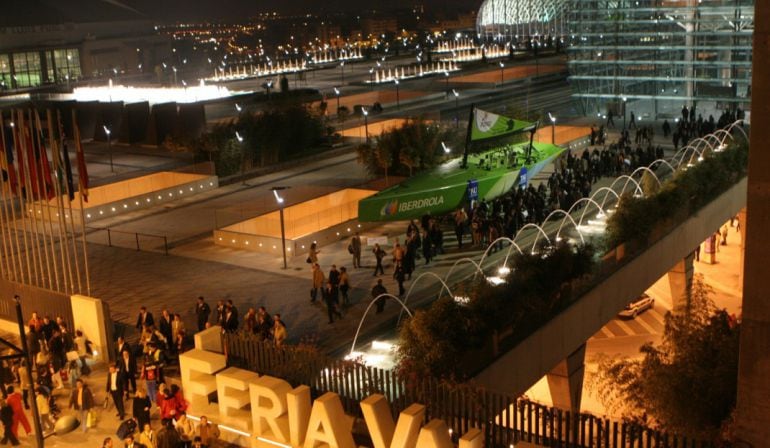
[470,108,534,142]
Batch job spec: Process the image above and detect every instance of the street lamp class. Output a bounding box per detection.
[362,107,370,143]
[271,186,290,269]
[340,61,345,84]
[103,125,114,173]
[499,61,505,86]
[441,141,451,154]
[622,97,627,130]
[236,131,247,184]
[333,87,341,118]
[172,66,178,85]
[394,78,400,109]
[548,112,556,144]
[369,67,374,86]
[452,89,460,127]
[444,71,449,90]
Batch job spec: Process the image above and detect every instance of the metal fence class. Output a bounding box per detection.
[86,226,169,255]
[223,333,714,448]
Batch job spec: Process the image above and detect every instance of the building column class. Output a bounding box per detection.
[737,207,746,289]
[736,0,770,443]
[546,343,586,414]
[667,252,694,313]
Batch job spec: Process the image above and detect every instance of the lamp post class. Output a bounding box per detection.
[452,89,460,128]
[340,61,345,84]
[444,71,449,90]
[394,78,400,109]
[236,131,247,184]
[362,107,369,143]
[103,125,114,173]
[172,66,178,85]
[441,141,451,154]
[499,61,505,86]
[271,186,290,269]
[622,96,627,130]
[548,112,556,144]
[369,67,374,86]
[333,87,341,118]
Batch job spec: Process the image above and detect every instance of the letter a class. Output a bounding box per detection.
[303,392,354,448]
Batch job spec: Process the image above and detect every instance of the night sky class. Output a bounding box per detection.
[1,0,481,27]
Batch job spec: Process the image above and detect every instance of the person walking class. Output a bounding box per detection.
[135,307,154,331]
[328,265,340,287]
[5,386,30,439]
[606,109,615,128]
[74,330,90,375]
[372,243,385,276]
[175,411,196,445]
[307,242,320,265]
[16,361,30,410]
[372,280,388,313]
[195,297,211,332]
[394,264,406,296]
[133,388,152,430]
[118,349,137,395]
[322,281,343,324]
[454,208,467,249]
[421,230,432,265]
[68,379,94,433]
[350,233,362,268]
[272,315,287,348]
[196,416,220,448]
[139,423,157,448]
[339,267,350,307]
[106,363,127,420]
[310,263,324,303]
[157,419,181,448]
[35,387,54,432]
[0,399,19,446]
[142,344,163,404]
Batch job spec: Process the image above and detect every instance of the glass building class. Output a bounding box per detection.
[567,0,754,119]
[477,0,570,42]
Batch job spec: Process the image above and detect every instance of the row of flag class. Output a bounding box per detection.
[0,108,92,296]
[0,110,89,203]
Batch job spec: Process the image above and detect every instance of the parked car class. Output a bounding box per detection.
[618,294,655,319]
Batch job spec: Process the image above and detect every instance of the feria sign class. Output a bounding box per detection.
[180,346,482,448]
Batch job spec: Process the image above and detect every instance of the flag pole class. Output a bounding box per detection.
[53,110,82,294]
[42,109,65,292]
[0,113,18,283]
[12,110,36,287]
[71,111,91,296]
[31,110,54,290]
[2,112,27,285]
[19,110,45,288]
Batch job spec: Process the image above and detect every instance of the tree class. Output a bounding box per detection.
[589,277,740,440]
[355,118,461,179]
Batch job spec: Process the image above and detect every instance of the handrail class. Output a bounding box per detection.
[86,226,169,255]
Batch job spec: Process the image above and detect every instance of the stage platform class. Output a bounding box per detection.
[213,188,377,255]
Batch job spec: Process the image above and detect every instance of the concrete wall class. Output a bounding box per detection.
[474,177,748,395]
[71,294,110,363]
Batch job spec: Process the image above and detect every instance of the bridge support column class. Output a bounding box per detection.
[546,343,586,413]
[667,252,694,313]
[736,0,770,442]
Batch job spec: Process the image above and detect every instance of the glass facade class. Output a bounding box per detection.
[567,0,754,119]
[477,0,569,42]
[0,48,81,90]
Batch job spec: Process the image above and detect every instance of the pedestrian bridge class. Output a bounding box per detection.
[473,175,747,410]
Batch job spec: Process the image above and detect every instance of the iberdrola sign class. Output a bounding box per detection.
[470,108,534,141]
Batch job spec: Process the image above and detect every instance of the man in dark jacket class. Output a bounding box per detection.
[195,297,211,331]
[69,379,94,433]
[135,307,154,331]
[106,364,127,420]
[322,281,343,324]
[372,280,388,313]
[156,418,182,448]
[158,310,173,344]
